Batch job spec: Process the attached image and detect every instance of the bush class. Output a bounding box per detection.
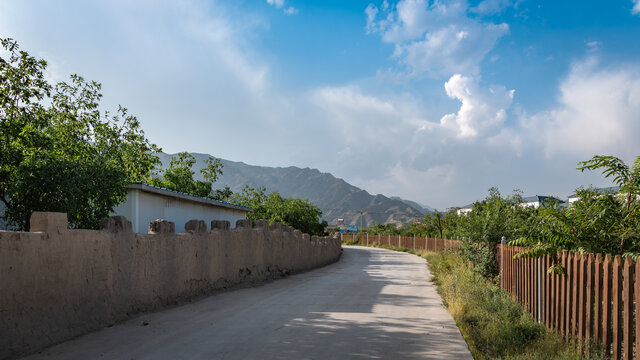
[459,241,499,279]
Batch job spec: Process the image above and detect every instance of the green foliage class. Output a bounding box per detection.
[514,155,640,261]
[456,187,533,243]
[212,185,233,201]
[364,223,401,235]
[149,152,223,198]
[230,186,327,236]
[1,39,160,229]
[426,251,604,359]
[459,241,500,279]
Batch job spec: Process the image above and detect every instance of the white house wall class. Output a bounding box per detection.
[112,189,247,233]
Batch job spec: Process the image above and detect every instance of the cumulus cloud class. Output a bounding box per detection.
[527,58,640,159]
[440,74,515,138]
[633,0,640,15]
[366,0,510,78]
[267,0,298,15]
[267,0,284,8]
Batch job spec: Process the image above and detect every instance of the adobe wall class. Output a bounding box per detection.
[0,213,341,360]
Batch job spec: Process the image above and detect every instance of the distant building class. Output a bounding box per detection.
[568,186,620,204]
[456,204,474,216]
[521,195,564,209]
[111,183,251,233]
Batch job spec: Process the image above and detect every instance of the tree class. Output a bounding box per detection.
[230,186,327,236]
[1,38,160,230]
[149,152,223,198]
[511,155,640,272]
[424,210,444,238]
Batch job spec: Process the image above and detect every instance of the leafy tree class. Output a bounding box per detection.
[149,152,223,198]
[1,38,160,230]
[512,155,640,264]
[424,210,444,238]
[230,185,327,236]
[364,223,400,235]
[212,185,233,201]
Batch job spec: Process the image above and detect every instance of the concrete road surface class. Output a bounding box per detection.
[23,246,472,360]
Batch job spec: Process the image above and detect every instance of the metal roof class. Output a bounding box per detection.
[128,183,252,212]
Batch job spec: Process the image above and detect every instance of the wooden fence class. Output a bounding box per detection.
[500,245,638,359]
[340,233,463,252]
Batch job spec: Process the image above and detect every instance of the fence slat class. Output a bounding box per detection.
[572,253,579,339]
[545,255,551,328]
[612,255,622,360]
[603,254,613,355]
[595,254,603,345]
[560,251,567,337]
[622,256,633,360]
[555,252,561,333]
[585,253,594,353]
[578,253,586,342]
[565,252,573,338]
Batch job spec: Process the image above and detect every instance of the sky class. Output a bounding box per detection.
[1,0,639,210]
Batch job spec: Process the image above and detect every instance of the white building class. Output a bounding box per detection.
[521,195,564,209]
[111,183,251,233]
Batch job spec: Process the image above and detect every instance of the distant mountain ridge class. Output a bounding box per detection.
[157,152,427,227]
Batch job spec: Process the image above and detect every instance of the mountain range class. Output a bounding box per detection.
[157,152,430,227]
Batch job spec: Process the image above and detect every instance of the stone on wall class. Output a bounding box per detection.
[235,219,252,228]
[211,220,230,230]
[29,212,68,233]
[148,219,175,234]
[255,219,269,229]
[185,220,207,233]
[100,216,133,233]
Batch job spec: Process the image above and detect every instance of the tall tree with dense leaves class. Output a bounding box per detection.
[1,38,160,230]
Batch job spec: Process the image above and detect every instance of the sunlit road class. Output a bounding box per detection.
[24,246,472,360]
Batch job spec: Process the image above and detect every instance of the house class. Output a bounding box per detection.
[111,183,251,233]
[521,195,564,209]
[455,204,474,216]
[567,186,620,204]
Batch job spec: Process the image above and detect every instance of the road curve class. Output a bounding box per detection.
[23,246,472,360]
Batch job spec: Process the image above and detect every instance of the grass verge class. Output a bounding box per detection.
[425,251,605,360]
[343,242,605,359]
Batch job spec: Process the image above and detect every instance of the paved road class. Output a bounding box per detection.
[24,246,472,360]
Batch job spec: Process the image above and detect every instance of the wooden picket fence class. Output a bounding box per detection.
[340,233,463,252]
[500,245,639,359]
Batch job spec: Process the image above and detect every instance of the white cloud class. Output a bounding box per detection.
[366,0,510,78]
[633,0,640,15]
[267,0,298,15]
[528,58,640,159]
[470,0,514,14]
[284,6,298,15]
[440,74,515,138]
[267,0,285,8]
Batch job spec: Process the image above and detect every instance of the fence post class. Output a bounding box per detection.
[378,234,381,246]
[413,235,415,250]
[366,233,369,246]
[501,236,506,289]
[398,234,400,248]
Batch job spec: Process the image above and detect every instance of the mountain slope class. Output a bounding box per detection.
[157,152,425,227]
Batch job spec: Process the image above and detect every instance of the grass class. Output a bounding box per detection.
[344,241,606,359]
[425,251,606,360]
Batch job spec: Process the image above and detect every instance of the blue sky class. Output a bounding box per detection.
[1,0,639,210]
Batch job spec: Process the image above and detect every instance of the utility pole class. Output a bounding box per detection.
[360,210,363,231]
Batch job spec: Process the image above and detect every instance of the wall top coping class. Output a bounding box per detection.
[128,183,252,212]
